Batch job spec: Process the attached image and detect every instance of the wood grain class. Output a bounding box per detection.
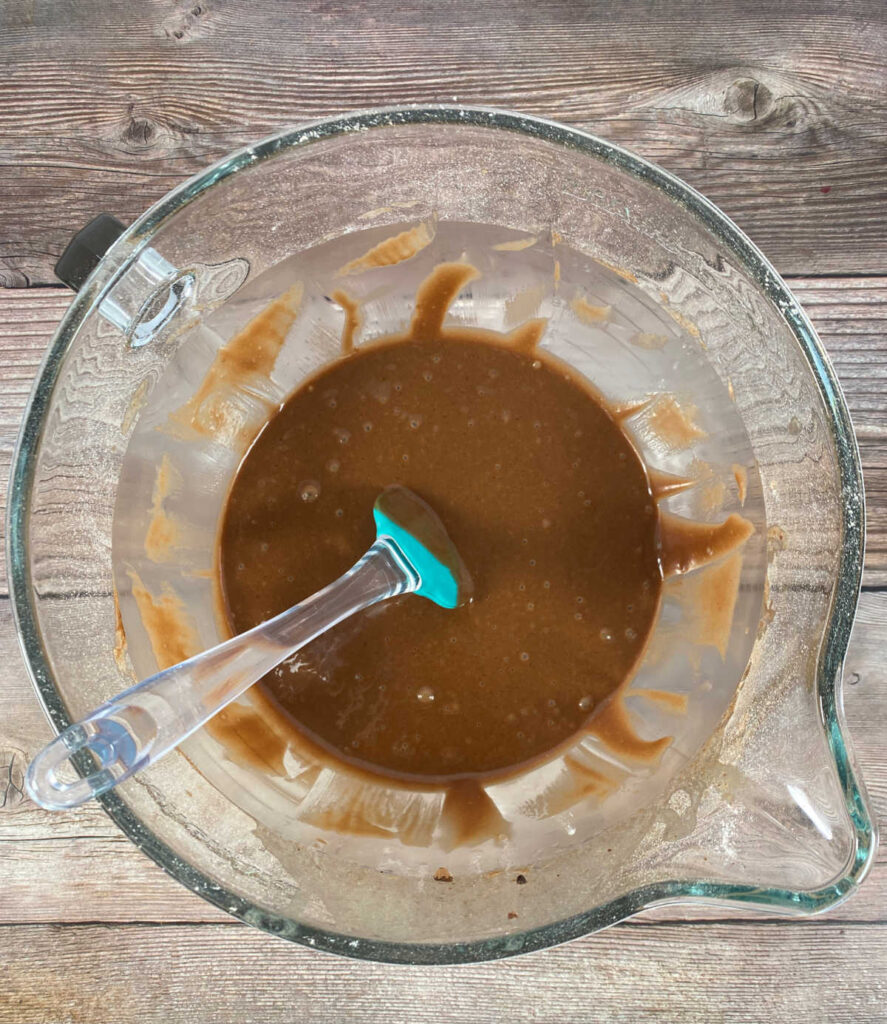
[1,0,886,286]
[0,286,884,936]
[0,587,884,928]
[0,596,232,925]
[4,921,887,1023]
[2,1,886,1007]
[789,278,887,582]
[0,341,883,1018]
[3,280,885,586]
[0,286,882,954]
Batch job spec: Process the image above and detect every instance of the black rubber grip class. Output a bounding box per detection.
[54,214,126,291]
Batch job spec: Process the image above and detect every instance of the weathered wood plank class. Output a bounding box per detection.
[1,589,884,926]
[0,286,884,933]
[3,281,885,586]
[2,2,885,1013]
[0,593,232,925]
[3,921,887,1023]
[1,0,885,286]
[789,278,887,430]
[638,588,887,923]
[788,278,887,582]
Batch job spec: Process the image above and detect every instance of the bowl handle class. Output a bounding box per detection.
[54,213,249,349]
[55,213,126,291]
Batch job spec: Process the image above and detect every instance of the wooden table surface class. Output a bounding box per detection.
[1,1,885,1020]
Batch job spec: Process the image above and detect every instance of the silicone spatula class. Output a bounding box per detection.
[26,486,472,810]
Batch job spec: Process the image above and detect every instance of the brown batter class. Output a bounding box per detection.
[218,263,663,784]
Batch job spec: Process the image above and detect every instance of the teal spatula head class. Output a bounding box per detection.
[373,486,473,609]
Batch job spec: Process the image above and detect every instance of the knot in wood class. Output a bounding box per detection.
[162,2,209,42]
[123,115,156,146]
[724,78,774,124]
[0,747,27,809]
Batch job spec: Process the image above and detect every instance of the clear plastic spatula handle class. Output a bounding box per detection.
[26,538,418,810]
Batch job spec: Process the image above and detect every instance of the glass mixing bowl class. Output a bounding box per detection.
[8,107,875,963]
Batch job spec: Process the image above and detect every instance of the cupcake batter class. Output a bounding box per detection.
[218,264,664,783]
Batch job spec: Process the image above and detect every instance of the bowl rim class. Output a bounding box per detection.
[7,104,876,964]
